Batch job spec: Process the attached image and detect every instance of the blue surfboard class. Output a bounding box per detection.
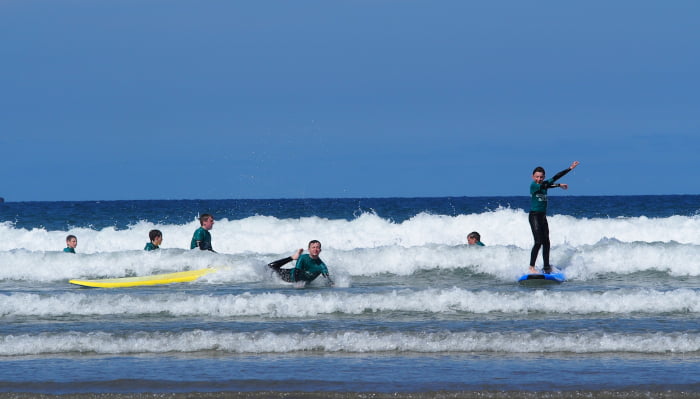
[518,272,566,284]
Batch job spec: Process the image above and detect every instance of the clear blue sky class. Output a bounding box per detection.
[1,1,698,201]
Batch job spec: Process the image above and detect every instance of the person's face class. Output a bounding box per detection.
[532,171,545,184]
[467,236,477,245]
[153,236,163,246]
[202,217,214,230]
[308,242,322,258]
[67,238,77,248]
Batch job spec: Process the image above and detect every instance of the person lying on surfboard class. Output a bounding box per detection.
[268,240,333,286]
[190,214,216,252]
[528,160,579,274]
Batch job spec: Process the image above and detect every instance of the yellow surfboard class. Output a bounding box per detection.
[69,267,216,288]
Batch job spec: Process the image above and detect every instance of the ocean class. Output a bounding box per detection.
[1,196,699,397]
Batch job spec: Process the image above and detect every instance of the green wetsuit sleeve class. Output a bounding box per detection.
[190,229,202,249]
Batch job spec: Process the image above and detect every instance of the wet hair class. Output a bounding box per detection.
[467,232,481,241]
[149,229,162,241]
[66,235,76,242]
[199,214,213,225]
[308,240,321,248]
[532,166,545,175]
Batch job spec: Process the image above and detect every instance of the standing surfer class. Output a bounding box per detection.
[528,161,579,274]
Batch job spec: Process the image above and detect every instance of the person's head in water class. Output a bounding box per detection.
[149,229,163,246]
[467,232,481,245]
[307,240,322,259]
[64,235,78,253]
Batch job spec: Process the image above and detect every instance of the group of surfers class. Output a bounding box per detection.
[63,160,580,284]
[63,213,332,286]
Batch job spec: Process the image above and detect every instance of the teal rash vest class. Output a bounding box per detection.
[190,227,213,251]
[291,254,329,282]
[530,167,572,214]
[144,242,159,251]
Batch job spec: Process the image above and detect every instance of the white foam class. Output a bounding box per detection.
[3,210,700,281]
[2,288,698,318]
[1,329,698,356]
[5,210,700,253]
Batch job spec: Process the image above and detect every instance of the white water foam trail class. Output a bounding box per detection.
[2,330,699,356]
[2,288,699,318]
[2,239,700,283]
[4,210,700,254]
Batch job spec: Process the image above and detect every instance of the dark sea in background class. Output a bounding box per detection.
[1,195,699,396]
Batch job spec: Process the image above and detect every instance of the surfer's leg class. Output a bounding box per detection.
[529,212,550,271]
[529,244,541,268]
[541,217,551,272]
[529,212,542,268]
[268,257,293,270]
[272,268,294,283]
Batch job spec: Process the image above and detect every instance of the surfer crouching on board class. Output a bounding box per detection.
[268,240,333,286]
[528,161,579,274]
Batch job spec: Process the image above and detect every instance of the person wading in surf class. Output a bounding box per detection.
[190,214,216,252]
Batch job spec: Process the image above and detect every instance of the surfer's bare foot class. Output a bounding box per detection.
[528,266,538,274]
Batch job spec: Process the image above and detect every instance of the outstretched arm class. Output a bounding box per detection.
[548,161,580,186]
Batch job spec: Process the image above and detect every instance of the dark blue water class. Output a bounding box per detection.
[4,195,700,231]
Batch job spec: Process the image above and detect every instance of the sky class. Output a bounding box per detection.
[1,0,699,201]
